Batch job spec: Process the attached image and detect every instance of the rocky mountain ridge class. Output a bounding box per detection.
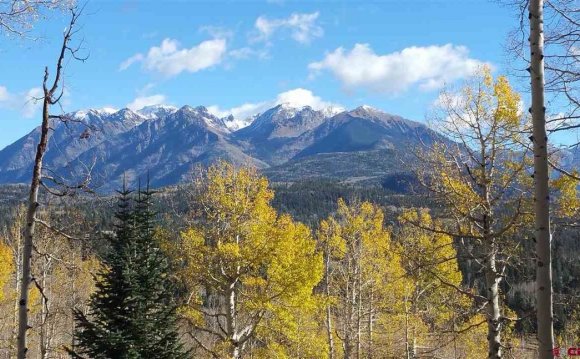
[0,103,443,191]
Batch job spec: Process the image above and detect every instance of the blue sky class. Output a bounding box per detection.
[0,0,520,149]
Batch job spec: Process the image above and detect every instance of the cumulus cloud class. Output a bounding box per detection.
[309,43,488,95]
[207,102,269,120]
[253,12,323,44]
[274,88,341,109]
[126,94,166,111]
[120,38,227,77]
[207,88,342,120]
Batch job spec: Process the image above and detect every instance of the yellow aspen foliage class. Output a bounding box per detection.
[0,240,13,301]
[416,67,529,358]
[174,161,324,358]
[397,208,479,357]
[398,209,463,323]
[493,74,522,128]
[552,171,580,217]
[318,199,407,358]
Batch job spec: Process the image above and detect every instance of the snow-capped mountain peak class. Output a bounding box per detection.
[136,104,178,119]
[175,105,230,132]
[221,114,252,131]
[69,107,118,120]
[351,105,384,115]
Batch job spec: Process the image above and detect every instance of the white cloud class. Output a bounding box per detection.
[253,12,323,44]
[207,102,269,120]
[275,88,341,110]
[199,26,234,40]
[22,87,44,118]
[120,38,227,77]
[119,53,144,71]
[0,86,10,102]
[228,47,270,60]
[0,85,44,118]
[126,94,166,111]
[207,88,342,120]
[309,43,488,95]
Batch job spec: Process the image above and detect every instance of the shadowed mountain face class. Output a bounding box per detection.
[292,106,441,159]
[0,104,443,191]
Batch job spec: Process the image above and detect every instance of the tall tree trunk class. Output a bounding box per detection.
[17,96,50,359]
[485,244,502,359]
[324,249,335,359]
[16,10,82,358]
[344,270,356,359]
[404,295,411,359]
[39,257,52,359]
[529,0,555,357]
[356,259,362,359]
[39,267,48,359]
[367,286,373,358]
[12,223,22,356]
[226,283,241,359]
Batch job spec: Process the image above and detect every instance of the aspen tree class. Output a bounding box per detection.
[176,162,323,358]
[412,67,530,358]
[528,1,556,357]
[318,199,406,358]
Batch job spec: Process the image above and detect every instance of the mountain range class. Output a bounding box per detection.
[0,103,445,191]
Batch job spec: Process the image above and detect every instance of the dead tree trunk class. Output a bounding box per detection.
[17,9,83,358]
[529,0,555,357]
[17,89,50,359]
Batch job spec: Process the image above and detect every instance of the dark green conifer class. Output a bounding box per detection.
[72,182,187,358]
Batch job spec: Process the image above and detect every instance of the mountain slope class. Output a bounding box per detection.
[270,106,443,163]
[233,104,339,165]
[0,108,144,183]
[0,103,443,191]
[69,106,266,190]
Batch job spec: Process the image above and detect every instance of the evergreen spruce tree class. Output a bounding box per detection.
[72,184,187,358]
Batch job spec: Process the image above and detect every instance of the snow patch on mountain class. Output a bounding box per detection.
[137,104,178,119]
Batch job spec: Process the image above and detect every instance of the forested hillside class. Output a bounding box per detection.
[1,167,579,357]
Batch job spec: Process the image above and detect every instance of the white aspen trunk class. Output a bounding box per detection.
[485,247,502,359]
[342,252,357,359]
[226,284,241,359]
[344,265,356,359]
[356,256,362,359]
[367,286,373,358]
[404,295,411,359]
[529,0,555,357]
[225,233,243,359]
[324,248,335,359]
[17,96,50,359]
[481,149,502,359]
[12,227,22,356]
